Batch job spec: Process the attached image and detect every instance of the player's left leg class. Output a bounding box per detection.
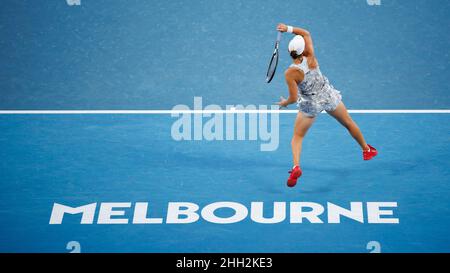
[327,102,368,150]
[327,102,378,160]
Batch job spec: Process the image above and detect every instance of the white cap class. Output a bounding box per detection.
[288,35,305,55]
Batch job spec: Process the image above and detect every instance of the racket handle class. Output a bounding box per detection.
[276,31,282,43]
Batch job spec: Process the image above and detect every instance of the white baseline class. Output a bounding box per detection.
[0,109,449,114]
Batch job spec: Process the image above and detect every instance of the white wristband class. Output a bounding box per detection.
[287,25,294,33]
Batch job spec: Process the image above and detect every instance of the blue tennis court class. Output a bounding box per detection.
[0,0,449,253]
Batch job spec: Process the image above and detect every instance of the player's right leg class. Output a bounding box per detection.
[288,111,315,187]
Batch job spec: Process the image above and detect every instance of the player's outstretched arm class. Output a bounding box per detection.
[277,23,315,57]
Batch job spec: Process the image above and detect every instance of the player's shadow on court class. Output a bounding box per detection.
[175,153,288,169]
[260,165,353,194]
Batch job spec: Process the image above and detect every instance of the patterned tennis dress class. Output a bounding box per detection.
[290,57,342,117]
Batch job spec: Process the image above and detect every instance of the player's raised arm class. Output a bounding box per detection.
[277,23,315,57]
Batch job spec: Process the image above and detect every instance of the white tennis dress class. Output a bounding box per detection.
[290,57,342,117]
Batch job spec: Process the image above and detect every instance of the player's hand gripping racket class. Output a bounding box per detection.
[265,31,282,83]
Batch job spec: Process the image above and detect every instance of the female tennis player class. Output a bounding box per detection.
[276,23,378,187]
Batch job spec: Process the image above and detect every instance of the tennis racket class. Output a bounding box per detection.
[265,31,282,83]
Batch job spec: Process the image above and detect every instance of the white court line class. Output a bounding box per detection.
[0,110,449,114]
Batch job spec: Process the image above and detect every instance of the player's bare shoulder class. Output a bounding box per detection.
[285,67,304,83]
